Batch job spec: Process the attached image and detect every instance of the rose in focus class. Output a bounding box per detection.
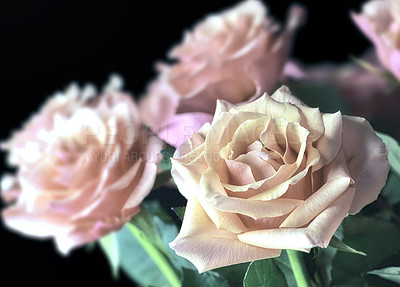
[1,77,163,254]
[169,86,389,272]
[140,0,305,147]
[352,0,400,80]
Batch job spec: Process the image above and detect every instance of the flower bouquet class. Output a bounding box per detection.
[2,1,400,286]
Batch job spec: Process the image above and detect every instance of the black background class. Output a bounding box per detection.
[0,0,372,286]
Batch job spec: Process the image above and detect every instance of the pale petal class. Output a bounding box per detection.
[270,85,305,105]
[281,151,352,228]
[200,167,302,219]
[250,144,320,200]
[225,159,256,185]
[139,79,179,133]
[205,111,262,182]
[199,168,247,233]
[169,199,280,273]
[230,92,301,123]
[341,116,389,214]
[123,135,163,211]
[225,116,270,159]
[238,186,356,250]
[177,75,257,115]
[235,151,276,181]
[313,112,342,170]
[213,99,237,120]
[171,150,208,200]
[212,195,303,219]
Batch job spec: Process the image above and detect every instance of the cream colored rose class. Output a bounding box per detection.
[352,0,400,80]
[169,86,389,272]
[1,77,163,254]
[140,0,305,147]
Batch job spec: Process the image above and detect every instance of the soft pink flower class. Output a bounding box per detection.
[352,0,400,80]
[169,86,389,272]
[1,76,163,254]
[284,54,400,124]
[140,0,305,147]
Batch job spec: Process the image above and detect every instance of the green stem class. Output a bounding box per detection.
[127,223,181,287]
[286,250,311,287]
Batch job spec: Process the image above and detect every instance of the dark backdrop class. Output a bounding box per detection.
[1,0,370,286]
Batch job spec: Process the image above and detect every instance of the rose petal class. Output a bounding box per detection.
[169,199,280,273]
[281,151,352,228]
[238,186,356,251]
[341,115,389,214]
[230,91,301,123]
[200,167,302,219]
[313,112,342,170]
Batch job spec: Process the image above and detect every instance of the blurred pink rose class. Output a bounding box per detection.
[284,54,400,124]
[1,76,163,254]
[352,0,400,80]
[140,0,305,147]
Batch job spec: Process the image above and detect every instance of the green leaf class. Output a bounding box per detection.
[376,132,400,178]
[181,268,229,287]
[142,202,194,271]
[274,251,297,287]
[125,222,181,287]
[368,267,400,284]
[99,232,120,278]
[115,201,186,286]
[100,200,213,286]
[331,215,400,286]
[116,224,174,287]
[381,172,400,205]
[129,202,174,259]
[171,206,186,221]
[328,235,367,256]
[214,262,250,287]
[160,143,176,171]
[284,79,350,114]
[244,259,287,287]
[314,247,336,287]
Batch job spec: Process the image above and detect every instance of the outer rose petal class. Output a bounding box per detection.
[281,150,352,228]
[341,116,389,214]
[238,186,356,251]
[169,199,280,273]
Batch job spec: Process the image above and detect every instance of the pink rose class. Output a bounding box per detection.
[169,86,389,272]
[1,77,163,254]
[140,0,305,147]
[284,54,400,123]
[352,0,400,80]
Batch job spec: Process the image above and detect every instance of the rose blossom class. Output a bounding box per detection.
[169,86,389,272]
[352,0,400,80]
[1,76,163,254]
[140,0,305,147]
[284,54,400,123]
